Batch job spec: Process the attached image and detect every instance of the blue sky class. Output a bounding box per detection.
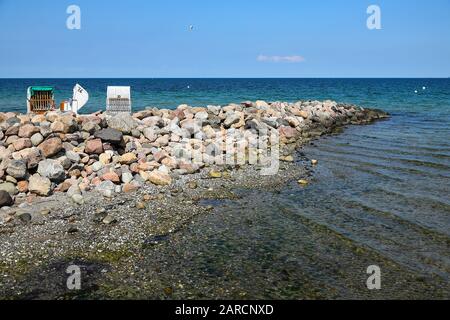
[0,0,449,78]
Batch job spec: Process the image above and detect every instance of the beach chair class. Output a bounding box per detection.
[60,84,89,115]
[27,86,56,114]
[106,86,132,115]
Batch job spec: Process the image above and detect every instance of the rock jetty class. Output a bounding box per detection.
[0,100,388,208]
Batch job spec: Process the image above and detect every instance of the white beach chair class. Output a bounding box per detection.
[106,86,132,115]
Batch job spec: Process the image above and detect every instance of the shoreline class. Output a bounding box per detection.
[0,100,391,299]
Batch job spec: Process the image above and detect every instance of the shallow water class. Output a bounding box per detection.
[131,116,450,299]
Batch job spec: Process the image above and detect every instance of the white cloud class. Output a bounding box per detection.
[257,55,305,63]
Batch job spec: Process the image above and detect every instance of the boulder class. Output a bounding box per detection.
[37,159,66,182]
[28,174,52,196]
[94,128,123,144]
[85,139,104,154]
[96,180,115,198]
[38,137,63,158]
[0,146,12,162]
[5,125,19,136]
[102,171,120,183]
[12,138,32,151]
[255,100,270,109]
[119,152,137,165]
[6,160,27,179]
[30,133,44,146]
[18,124,40,138]
[66,150,81,163]
[0,190,13,207]
[224,113,241,128]
[143,127,158,142]
[121,171,133,184]
[82,121,100,134]
[0,182,17,195]
[148,170,172,186]
[279,126,297,139]
[106,113,136,134]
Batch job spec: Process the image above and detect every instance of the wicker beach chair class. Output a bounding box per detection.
[27,86,56,114]
[106,86,132,115]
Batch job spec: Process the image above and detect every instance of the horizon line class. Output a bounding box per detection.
[0,77,449,80]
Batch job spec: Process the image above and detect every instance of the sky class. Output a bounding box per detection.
[0,0,449,78]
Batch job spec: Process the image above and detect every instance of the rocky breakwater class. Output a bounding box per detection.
[0,100,388,210]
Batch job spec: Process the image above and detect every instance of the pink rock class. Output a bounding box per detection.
[130,163,139,173]
[13,138,32,151]
[123,183,138,193]
[85,139,103,154]
[38,137,62,158]
[91,177,102,186]
[102,171,120,184]
[279,126,297,139]
[18,124,40,138]
[153,151,168,163]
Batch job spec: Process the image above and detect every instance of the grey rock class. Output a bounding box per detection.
[224,113,241,128]
[67,184,81,198]
[92,161,104,172]
[71,194,84,205]
[96,180,115,198]
[39,122,53,137]
[37,159,66,182]
[121,171,133,184]
[6,160,27,179]
[106,113,136,134]
[94,128,124,144]
[143,127,158,142]
[102,214,117,225]
[66,150,81,163]
[0,190,13,207]
[17,212,32,224]
[0,182,17,195]
[82,121,100,134]
[30,133,44,146]
[58,156,72,170]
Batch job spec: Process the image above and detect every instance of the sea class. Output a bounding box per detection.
[1,78,449,298]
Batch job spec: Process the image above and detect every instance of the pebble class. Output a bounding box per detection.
[71,194,85,205]
[102,215,117,225]
[67,226,79,234]
[136,202,146,209]
[188,181,198,189]
[209,170,222,178]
